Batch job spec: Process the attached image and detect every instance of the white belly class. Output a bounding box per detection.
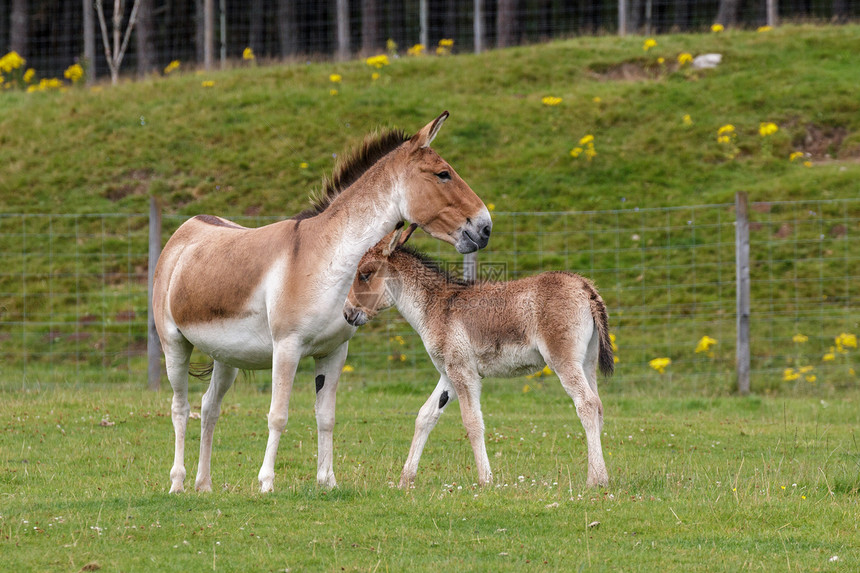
[180,311,275,369]
[476,345,545,379]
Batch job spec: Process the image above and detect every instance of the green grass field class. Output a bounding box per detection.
[1,26,859,570]
[2,383,858,571]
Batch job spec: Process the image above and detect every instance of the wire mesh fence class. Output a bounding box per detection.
[3,1,858,80]
[1,198,857,392]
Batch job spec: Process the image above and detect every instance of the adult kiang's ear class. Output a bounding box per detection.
[409,111,449,149]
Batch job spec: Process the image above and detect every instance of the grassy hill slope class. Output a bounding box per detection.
[1,25,858,216]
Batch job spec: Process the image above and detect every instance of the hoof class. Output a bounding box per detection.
[259,478,274,493]
[195,478,212,493]
[169,482,184,494]
[317,474,338,489]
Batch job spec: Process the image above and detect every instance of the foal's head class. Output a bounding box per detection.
[343,224,418,327]
[399,112,492,254]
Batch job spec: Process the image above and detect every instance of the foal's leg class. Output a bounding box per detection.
[400,374,457,488]
[258,340,300,493]
[448,367,493,486]
[195,360,239,492]
[546,332,608,487]
[164,335,193,493]
[313,341,349,489]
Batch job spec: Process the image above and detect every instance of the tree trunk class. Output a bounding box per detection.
[715,0,741,27]
[361,0,379,55]
[10,0,28,58]
[496,0,519,48]
[195,0,205,63]
[628,0,642,33]
[83,0,97,81]
[277,0,298,57]
[136,0,157,75]
[249,0,264,56]
[336,0,350,61]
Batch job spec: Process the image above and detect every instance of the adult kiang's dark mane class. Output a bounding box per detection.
[293,128,410,221]
[396,245,473,288]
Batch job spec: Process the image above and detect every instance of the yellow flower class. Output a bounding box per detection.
[407,44,425,56]
[439,38,454,48]
[759,122,779,137]
[487,203,495,211]
[341,364,355,373]
[329,73,342,83]
[584,146,597,161]
[643,38,657,51]
[201,80,215,87]
[164,60,180,74]
[371,72,380,81]
[592,96,601,103]
[64,63,84,83]
[717,124,735,136]
[436,39,454,55]
[23,68,35,83]
[0,51,25,73]
[522,384,531,393]
[695,335,718,354]
[649,357,671,374]
[789,151,805,162]
[757,26,772,32]
[541,96,562,106]
[683,114,693,126]
[657,57,665,65]
[579,134,594,146]
[822,352,835,362]
[570,147,583,158]
[609,333,619,353]
[242,47,255,61]
[805,375,816,383]
[330,88,338,96]
[386,38,398,54]
[803,161,812,168]
[792,333,808,343]
[711,23,725,32]
[783,368,800,382]
[541,365,553,376]
[365,54,389,68]
[798,365,814,374]
[835,332,857,350]
[299,162,309,169]
[678,53,693,66]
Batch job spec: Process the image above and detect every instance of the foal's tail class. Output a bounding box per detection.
[583,278,614,377]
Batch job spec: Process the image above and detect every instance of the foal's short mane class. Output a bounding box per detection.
[397,246,472,288]
[293,128,410,221]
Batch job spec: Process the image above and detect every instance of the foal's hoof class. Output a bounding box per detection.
[259,478,274,493]
[169,482,185,494]
[195,477,212,493]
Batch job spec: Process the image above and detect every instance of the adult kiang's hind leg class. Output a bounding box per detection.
[195,360,239,492]
[164,335,194,493]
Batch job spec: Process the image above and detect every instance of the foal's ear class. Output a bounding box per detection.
[382,227,404,257]
[399,223,419,246]
[410,111,449,149]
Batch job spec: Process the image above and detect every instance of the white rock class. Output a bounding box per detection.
[693,53,723,69]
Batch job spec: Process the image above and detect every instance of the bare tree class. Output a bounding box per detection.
[10,0,28,58]
[83,0,97,81]
[95,0,142,84]
[136,0,157,75]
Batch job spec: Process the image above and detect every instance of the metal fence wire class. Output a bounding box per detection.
[3,1,858,79]
[1,198,857,392]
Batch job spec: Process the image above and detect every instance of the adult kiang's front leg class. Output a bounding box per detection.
[313,342,349,489]
[258,342,300,493]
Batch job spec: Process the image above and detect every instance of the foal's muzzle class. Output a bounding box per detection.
[343,306,369,327]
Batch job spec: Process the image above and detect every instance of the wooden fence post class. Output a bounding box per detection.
[147,196,162,390]
[463,252,476,282]
[735,191,751,395]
